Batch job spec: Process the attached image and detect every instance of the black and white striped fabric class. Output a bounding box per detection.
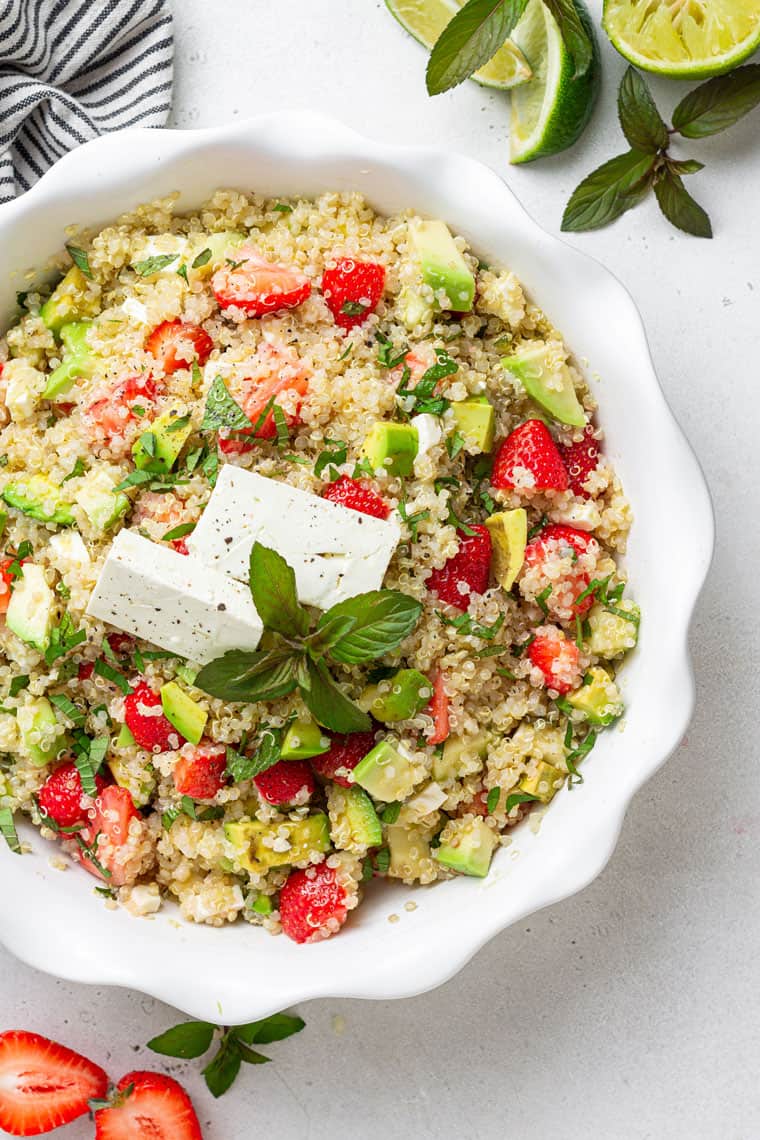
[0,0,173,203]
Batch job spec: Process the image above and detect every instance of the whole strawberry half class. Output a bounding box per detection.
[492,419,568,493]
[427,524,492,611]
[0,1030,108,1136]
[322,258,385,329]
[254,759,315,806]
[172,742,227,800]
[124,681,184,752]
[37,762,108,829]
[94,1071,202,1140]
[528,630,582,695]
[145,320,213,375]
[558,425,600,497]
[279,863,349,944]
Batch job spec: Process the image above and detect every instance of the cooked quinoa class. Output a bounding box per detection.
[0,189,638,943]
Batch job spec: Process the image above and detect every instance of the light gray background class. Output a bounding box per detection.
[2,2,757,1137]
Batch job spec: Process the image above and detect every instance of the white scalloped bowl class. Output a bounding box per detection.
[0,113,713,1022]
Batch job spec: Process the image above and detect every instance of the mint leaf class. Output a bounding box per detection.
[147,1021,215,1059]
[666,158,704,176]
[0,807,21,854]
[504,790,541,813]
[304,613,357,659]
[192,247,212,269]
[672,63,760,139]
[322,590,423,664]
[195,650,300,703]
[426,0,529,95]
[201,376,251,432]
[235,1013,305,1045]
[226,726,282,782]
[161,522,196,542]
[561,150,656,233]
[617,66,669,153]
[249,543,310,639]
[300,658,371,733]
[133,253,178,277]
[654,171,712,239]
[65,244,92,279]
[203,1036,242,1098]
[542,0,594,78]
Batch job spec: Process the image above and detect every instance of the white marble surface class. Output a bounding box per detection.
[2,2,757,1136]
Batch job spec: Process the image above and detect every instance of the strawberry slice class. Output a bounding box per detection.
[310,731,376,788]
[528,628,582,695]
[322,258,385,329]
[254,759,315,806]
[524,523,599,619]
[558,426,600,498]
[0,555,25,615]
[38,762,108,829]
[427,524,492,611]
[145,320,213,375]
[0,1030,108,1136]
[218,343,309,452]
[320,475,389,519]
[85,374,160,444]
[212,247,311,317]
[78,785,141,886]
[124,681,184,752]
[279,863,349,944]
[492,420,568,493]
[426,671,450,745]
[94,1072,202,1140]
[173,742,227,800]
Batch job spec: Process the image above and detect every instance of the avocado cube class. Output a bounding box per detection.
[485,508,527,590]
[43,321,95,400]
[387,823,434,882]
[519,760,564,803]
[6,564,56,653]
[75,467,129,532]
[450,397,495,454]
[160,681,207,745]
[115,722,136,747]
[224,813,331,874]
[40,267,99,334]
[108,754,155,807]
[188,231,245,276]
[327,784,382,852]
[352,739,419,802]
[18,698,65,766]
[2,474,74,526]
[281,719,330,761]
[433,730,489,784]
[358,668,431,724]
[433,817,497,878]
[250,893,274,916]
[409,220,475,313]
[133,408,194,473]
[360,421,419,477]
[568,667,624,726]
[587,601,640,659]
[397,285,434,333]
[503,343,585,428]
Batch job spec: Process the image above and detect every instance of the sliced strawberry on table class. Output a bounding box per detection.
[528,628,582,695]
[145,320,213,375]
[322,257,385,329]
[320,475,389,519]
[310,731,376,788]
[426,671,450,746]
[218,343,309,452]
[491,419,568,493]
[172,742,227,800]
[0,1029,108,1137]
[524,523,599,618]
[94,1071,202,1140]
[124,681,183,752]
[85,374,159,444]
[558,425,600,498]
[38,761,108,829]
[78,784,141,886]
[279,863,349,944]
[254,759,315,806]
[427,524,492,611]
[212,247,311,317]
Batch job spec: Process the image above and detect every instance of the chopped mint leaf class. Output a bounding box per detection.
[133,253,178,276]
[65,244,93,279]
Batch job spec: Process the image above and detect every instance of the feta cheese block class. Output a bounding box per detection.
[187,466,401,609]
[86,530,263,664]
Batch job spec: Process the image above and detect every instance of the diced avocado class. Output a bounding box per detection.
[568,667,624,726]
[387,823,434,882]
[251,893,274,916]
[519,760,564,803]
[116,722,135,747]
[451,397,495,454]
[360,421,418,477]
[224,813,330,875]
[43,321,95,400]
[40,267,99,334]
[281,719,330,760]
[174,663,198,687]
[409,220,475,313]
[587,601,640,659]
[2,475,74,526]
[133,408,194,473]
[397,285,434,333]
[75,467,129,532]
[485,508,527,590]
[160,681,207,745]
[108,754,155,807]
[503,343,585,428]
[433,817,497,878]
[6,564,55,653]
[433,730,489,784]
[358,668,431,724]
[352,739,419,802]
[18,698,65,766]
[328,784,382,851]
[188,231,245,275]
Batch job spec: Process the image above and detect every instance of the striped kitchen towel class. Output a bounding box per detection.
[0,0,173,204]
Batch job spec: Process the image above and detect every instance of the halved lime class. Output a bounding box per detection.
[385,0,533,89]
[509,0,600,164]
[603,0,760,78]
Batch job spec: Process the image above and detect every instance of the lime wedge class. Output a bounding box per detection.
[509,0,600,165]
[603,0,760,78]
[385,0,533,89]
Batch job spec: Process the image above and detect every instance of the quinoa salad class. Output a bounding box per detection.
[0,189,638,943]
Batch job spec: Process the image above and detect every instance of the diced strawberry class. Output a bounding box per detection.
[218,343,309,451]
[558,426,600,498]
[0,1030,108,1137]
[78,661,94,680]
[124,681,183,752]
[212,247,311,317]
[106,632,134,658]
[85,374,159,443]
[320,475,389,519]
[145,320,213,375]
[528,629,582,695]
[524,524,599,618]
[38,762,108,829]
[309,731,376,788]
[171,537,189,555]
[426,671,450,746]
[427,524,492,611]
[492,420,568,493]
[322,258,385,329]
[94,1071,202,1140]
[254,759,315,806]
[279,863,349,944]
[172,742,227,800]
[0,556,23,615]
[78,785,141,886]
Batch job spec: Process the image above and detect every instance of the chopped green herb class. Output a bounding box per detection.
[88,736,109,773]
[162,522,196,542]
[314,439,347,479]
[338,342,353,361]
[574,575,613,607]
[202,450,219,488]
[131,404,146,418]
[177,263,189,283]
[575,614,584,649]
[94,885,117,900]
[434,476,459,494]
[446,504,476,536]
[273,203,293,213]
[373,847,390,875]
[16,291,29,310]
[606,603,641,626]
[527,515,548,541]
[192,248,212,269]
[133,253,178,277]
[0,511,7,542]
[446,431,466,460]
[564,729,597,787]
[504,791,541,814]
[9,675,29,698]
[397,497,430,543]
[225,257,248,270]
[75,830,110,878]
[475,644,510,658]
[73,751,98,797]
[49,693,85,726]
[396,348,457,417]
[376,331,408,369]
[138,431,157,459]
[351,457,374,480]
[0,808,21,853]
[512,635,536,657]
[486,786,500,814]
[272,405,289,448]
[437,611,505,641]
[340,300,366,317]
[45,614,87,667]
[62,458,86,483]
[361,856,374,882]
[166,414,192,434]
[94,658,131,695]
[191,361,203,388]
[495,666,517,680]
[0,455,8,468]
[536,585,552,616]
[380,802,401,824]
[65,244,93,279]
